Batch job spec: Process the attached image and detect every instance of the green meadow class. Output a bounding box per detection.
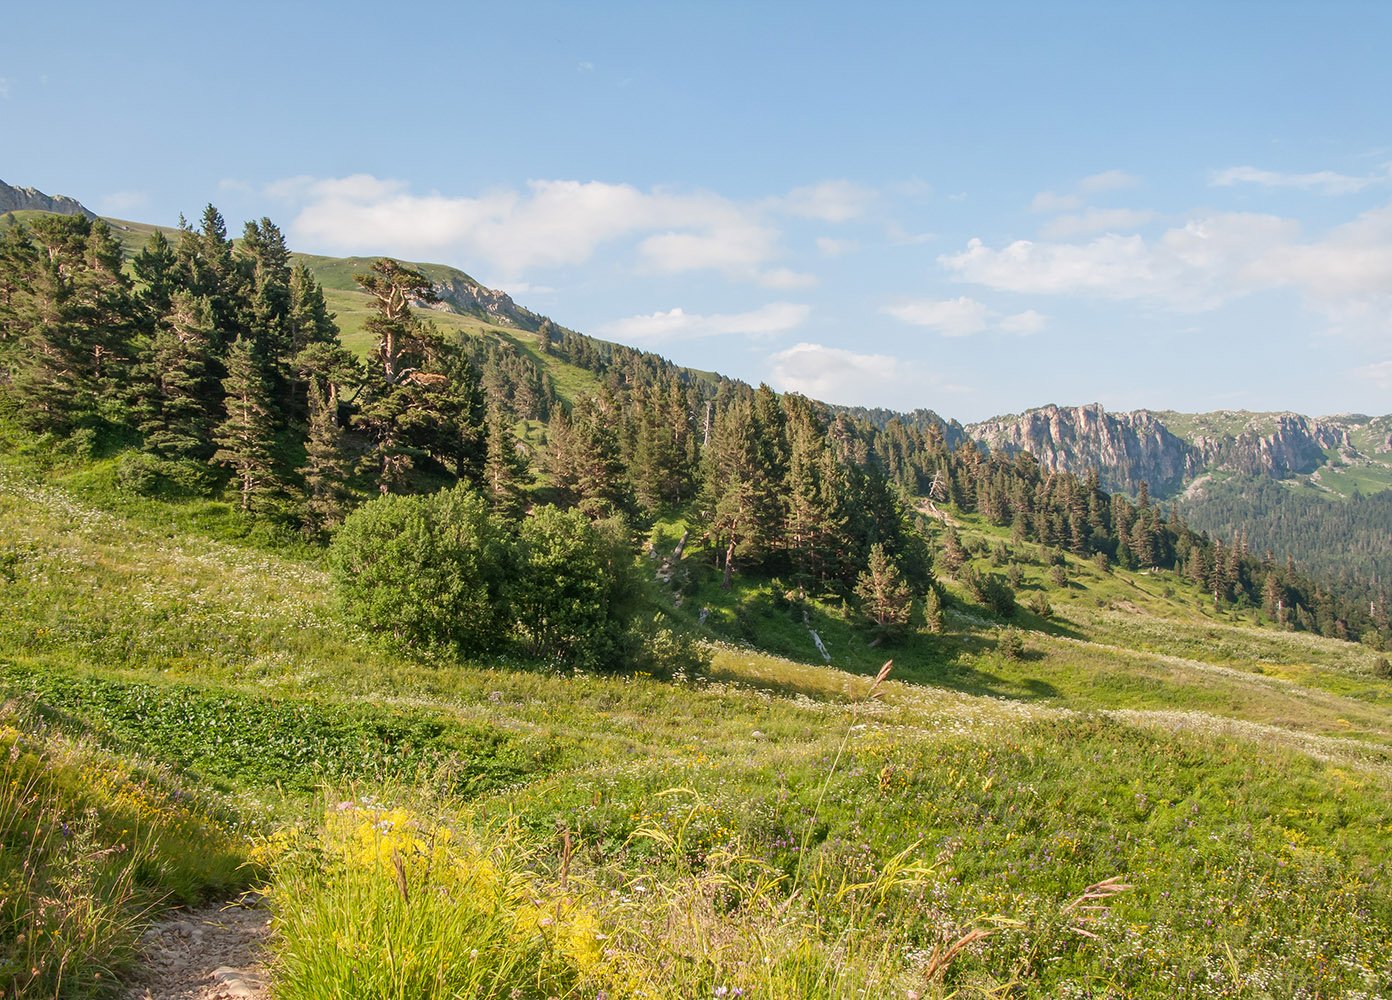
[3,438,1390,999]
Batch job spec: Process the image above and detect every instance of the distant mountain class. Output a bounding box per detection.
[0,179,96,219]
[967,404,1392,499]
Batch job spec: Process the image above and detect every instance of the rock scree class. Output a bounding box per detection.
[125,895,270,1000]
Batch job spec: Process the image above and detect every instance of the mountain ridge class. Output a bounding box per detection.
[4,180,1388,503]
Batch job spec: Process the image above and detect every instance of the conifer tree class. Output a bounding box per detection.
[213,337,278,510]
[298,380,355,534]
[483,403,531,520]
[11,216,136,432]
[131,230,178,317]
[855,542,913,639]
[137,291,218,460]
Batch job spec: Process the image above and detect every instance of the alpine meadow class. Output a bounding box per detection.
[3,4,1392,999]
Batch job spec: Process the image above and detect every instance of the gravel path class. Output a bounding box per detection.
[126,896,271,1000]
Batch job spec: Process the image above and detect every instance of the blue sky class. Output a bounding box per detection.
[4,1,1390,422]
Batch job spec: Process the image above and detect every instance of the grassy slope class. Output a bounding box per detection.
[3,443,1392,996]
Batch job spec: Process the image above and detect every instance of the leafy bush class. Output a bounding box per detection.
[512,507,640,669]
[330,485,512,656]
[1027,590,1053,619]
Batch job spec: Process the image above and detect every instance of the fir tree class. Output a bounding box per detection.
[137,291,218,460]
[298,381,356,534]
[213,337,278,510]
[855,543,913,640]
[483,403,531,520]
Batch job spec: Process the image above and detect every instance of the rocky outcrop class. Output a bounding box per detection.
[968,403,1197,495]
[1187,413,1348,480]
[423,273,529,326]
[967,404,1378,498]
[0,179,96,219]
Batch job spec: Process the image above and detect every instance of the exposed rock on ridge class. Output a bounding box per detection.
[967,404,1375,498]
[424,273,534,329]
[0,179,96,219]
[968,404,1195,495]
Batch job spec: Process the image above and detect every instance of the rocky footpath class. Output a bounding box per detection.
[125,897,270,1000]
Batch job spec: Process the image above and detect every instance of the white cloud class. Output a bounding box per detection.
[1354,359,1392,389]
[97,191,150,217]
[577,61,594,72]
[816,236,858,257]
[755,267,819,289]
[774,180,876,222]
[882,297,1046,337]
[277,174,794,282]
[1079,170,1142,194]
[0,78,10,100]
[882,296,991,336]
[1039,207,1157,238]
[941,203,1392,326]
[1210,164,1389,196]
[767,342,929,406]
[1031,191,1083,213]
[602,302,810,343]
[998,309,1047,335]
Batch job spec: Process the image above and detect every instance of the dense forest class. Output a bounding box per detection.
[1182,475,1392,589]
[1,206,1388,660]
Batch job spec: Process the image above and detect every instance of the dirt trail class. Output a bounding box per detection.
[125,896,271,1000]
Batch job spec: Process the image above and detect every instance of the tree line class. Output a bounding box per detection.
[1,205,1386,657]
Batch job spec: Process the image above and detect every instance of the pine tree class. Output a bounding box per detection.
[10,216,136,432]
[922,585,945,634]
[298,380,355,534]
[855,543,913,639]
[137,291,218,460]
[483,403,531,520]
[131,230,178,317]
[213,337,278,510]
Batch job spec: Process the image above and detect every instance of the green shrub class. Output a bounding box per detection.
[330,485,512,656]
[512,506,637,669]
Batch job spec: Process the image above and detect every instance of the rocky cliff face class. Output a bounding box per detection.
[1188,413,1348,480]
[0,180,95,219]
[968,404,1197,495]
[967,404,1373,497]
[424,273,530,327]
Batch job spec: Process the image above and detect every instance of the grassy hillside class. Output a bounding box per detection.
[3,435,1391,998]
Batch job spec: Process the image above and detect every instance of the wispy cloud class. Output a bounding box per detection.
[1210,164,1390,196]
[941,202,1392,332]
[1079,169,1142,194]
[882,296,1045,337]
[1031,191,1083,213]
[269,173,849,287]
[1039,207,1157,238]
[602,302,810,343]
[577,61,594,72]
[773,180,877,222]
[0,77,10,100]
[816,236,858,258]
[1353,359,1392,389]
[767,342,967,409]
[96,191,150,217]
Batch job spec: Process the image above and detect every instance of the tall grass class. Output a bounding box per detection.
[0,707,252,998]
